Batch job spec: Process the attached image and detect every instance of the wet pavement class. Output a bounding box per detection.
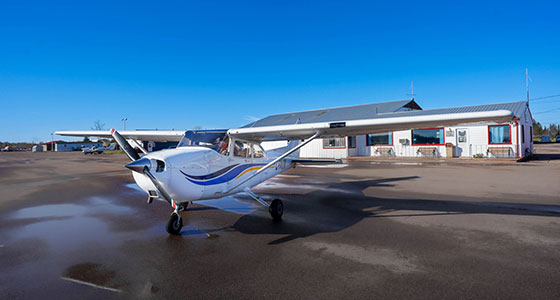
[1,148,560,299]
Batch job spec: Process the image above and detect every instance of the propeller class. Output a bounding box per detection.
[110,128,173,206]
[110,128,140,161]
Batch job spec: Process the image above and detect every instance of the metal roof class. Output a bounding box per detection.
[243,99,421,128]
[243,100,529,128]
[368,101,529,121]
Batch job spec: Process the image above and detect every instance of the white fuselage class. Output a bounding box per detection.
[131,146,291,203]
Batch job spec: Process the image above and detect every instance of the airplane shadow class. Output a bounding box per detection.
[222,176,560,244]
[534,153,560,161]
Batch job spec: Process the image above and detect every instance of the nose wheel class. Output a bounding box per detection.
[166,212,183,235]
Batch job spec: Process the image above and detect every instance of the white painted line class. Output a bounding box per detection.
[369,162,423,166]
[298,164,348,168]
[60,276,122,293]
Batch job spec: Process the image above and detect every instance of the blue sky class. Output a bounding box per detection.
[1,0,559,142]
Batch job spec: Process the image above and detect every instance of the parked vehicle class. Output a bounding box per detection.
[82,143,117,155]
[540,135,551,143]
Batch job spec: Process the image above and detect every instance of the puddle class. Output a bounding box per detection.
[179,225,217,238]
[12,197,133,220]
[13,217,117,253]
[88,196,134,214]
[254,180,356,195]
[8,195,136,253]
[124,183,145,194]
[196,196,258,214]
[13,204,87,219]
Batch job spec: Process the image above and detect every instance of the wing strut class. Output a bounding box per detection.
[226,131,321,193]
[129,139,149,155]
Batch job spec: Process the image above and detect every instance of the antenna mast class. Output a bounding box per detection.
[526,68,530,101]
[408,80,415,100]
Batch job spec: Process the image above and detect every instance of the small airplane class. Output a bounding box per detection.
[57,107,514,234]
[82,143,117,155]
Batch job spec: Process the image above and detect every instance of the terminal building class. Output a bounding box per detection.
[254,100,533,159]
[50,141,103,152]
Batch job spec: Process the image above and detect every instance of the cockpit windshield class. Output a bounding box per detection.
[177,130,228,152]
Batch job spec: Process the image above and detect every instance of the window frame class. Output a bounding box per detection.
[233,140,252,158]
[252,143,266,159]
[347,136,356,148]
[366,132,393,146]
[322,137,346,149]
[488,124,512,145]
[411,127,445,146]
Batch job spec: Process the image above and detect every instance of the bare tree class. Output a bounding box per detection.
[91,120,106,131]
[192,126,202,130]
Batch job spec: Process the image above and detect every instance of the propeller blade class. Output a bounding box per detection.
[142,166,173,206]
[111,128,141,161]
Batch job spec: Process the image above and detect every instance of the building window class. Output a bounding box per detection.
[412,128,444,145]
[367,132,392,146]
[347,136,356,148]
[488,125,511,144]
[323,138,345,149]
[521,125,525,143]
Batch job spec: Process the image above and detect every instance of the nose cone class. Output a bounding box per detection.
[125,157,151,173]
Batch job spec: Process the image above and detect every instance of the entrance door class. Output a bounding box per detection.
[456,129,469,157]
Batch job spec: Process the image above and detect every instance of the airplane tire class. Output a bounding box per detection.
[269,199,283,221]
[166,212,183,235]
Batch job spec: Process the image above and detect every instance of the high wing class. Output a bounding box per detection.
[228,110,514,141]
[55,130,185,142]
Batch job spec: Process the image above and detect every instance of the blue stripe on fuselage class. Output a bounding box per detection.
[181,163,266,186]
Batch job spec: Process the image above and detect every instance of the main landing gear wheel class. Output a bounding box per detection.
[269,199,284,221]
[166,212,183,235]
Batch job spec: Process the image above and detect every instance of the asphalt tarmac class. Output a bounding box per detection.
[1,146,559,299]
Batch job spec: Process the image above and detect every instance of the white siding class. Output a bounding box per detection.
[300,139,348,159]
[260,111,533,160]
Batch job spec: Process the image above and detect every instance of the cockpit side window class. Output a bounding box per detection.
[217,136,230,156]
[252,144,265,158]
[234,141,251,158]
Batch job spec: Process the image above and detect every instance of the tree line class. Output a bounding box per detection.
[533,120,559,137]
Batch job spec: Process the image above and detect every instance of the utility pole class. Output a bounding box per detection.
[121,118,127,131]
